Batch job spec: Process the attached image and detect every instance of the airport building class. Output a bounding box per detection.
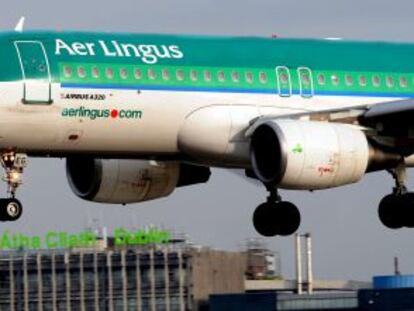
[210,236,414,311]
[1,230,414,311]
[210,277,414,311]
[0,233,246,311]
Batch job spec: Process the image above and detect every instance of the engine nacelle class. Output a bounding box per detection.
[250,120,370,190]
[66,158,210,204]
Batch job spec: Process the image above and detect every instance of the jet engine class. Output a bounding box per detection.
[250,119,398,190]
[66,157,210,204]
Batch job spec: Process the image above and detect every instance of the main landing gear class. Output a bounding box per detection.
[253,185,301,237]
[378,164,414,229]
[0,152,26,222]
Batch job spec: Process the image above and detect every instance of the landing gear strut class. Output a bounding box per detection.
[253,185,301,237]
[0,152,26,222]
[378,163,414,229]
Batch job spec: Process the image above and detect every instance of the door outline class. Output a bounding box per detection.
[297,67,314,98]
[14,40,52,104]
[275,66,292,97]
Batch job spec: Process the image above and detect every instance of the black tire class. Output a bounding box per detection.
[3,198,23,221]
[277,201,301,236]
[0,199,8,221]
[378,194,404,229]
[401,193,414,228]
[253,201,301,237]
[253,202,279,237]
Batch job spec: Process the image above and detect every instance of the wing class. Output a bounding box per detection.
[357,99,414,154]
[358,99,414,132]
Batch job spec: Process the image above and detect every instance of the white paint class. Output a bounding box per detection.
[14,17,25,32]
[0,78,401,171]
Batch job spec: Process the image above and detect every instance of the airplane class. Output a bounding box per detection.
[0,26,413,237]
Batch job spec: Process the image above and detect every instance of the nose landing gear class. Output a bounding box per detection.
[0,152,26,222]
[253,186,301,237]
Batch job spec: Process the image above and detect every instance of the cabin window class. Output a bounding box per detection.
[259,72,267,84]
[64,66,72,78]
[162,69,170,81]
[120,68,128,80]
[92,67,100,78]
[372,75,380,87]
[218,71,225,82]
[245,72,254,84]
[134,69,142,80]
[331,74,339,86]
[106,68,114,79]
[176,70,184,81]
[190,70,198,81]
[359,75,367,86]
[280,73,289,84]
[77,67,86,78]
[232,71,240,83]
[204,70,212,82]
[148,69,156,80]
[400,76,408,88]
[386,76,394,88]
[317,74,325,85]
[301,73,310,86]
[345,75,353,86]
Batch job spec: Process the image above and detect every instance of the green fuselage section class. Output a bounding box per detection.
[2,31,414,98]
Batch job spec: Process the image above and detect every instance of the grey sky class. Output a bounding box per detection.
[1,0,414,281]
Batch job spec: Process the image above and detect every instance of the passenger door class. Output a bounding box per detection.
[14,41,52,104]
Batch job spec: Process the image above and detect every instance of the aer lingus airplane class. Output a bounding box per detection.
[1,23,414,236]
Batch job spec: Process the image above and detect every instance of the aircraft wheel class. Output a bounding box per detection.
[253,201,301,237]
[253,201,279,237]
[401,193,414,228]
[378,194,404,229]
[0,198,23,222]
[277,201,301,236]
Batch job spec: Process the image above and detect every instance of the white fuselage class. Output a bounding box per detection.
[0,81,400,167]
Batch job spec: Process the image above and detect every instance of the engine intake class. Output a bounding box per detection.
[250,120,371,190]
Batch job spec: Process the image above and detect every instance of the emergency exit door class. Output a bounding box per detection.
[297,67,314,98]
[14,41,52,104]
[275,66,292,97]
